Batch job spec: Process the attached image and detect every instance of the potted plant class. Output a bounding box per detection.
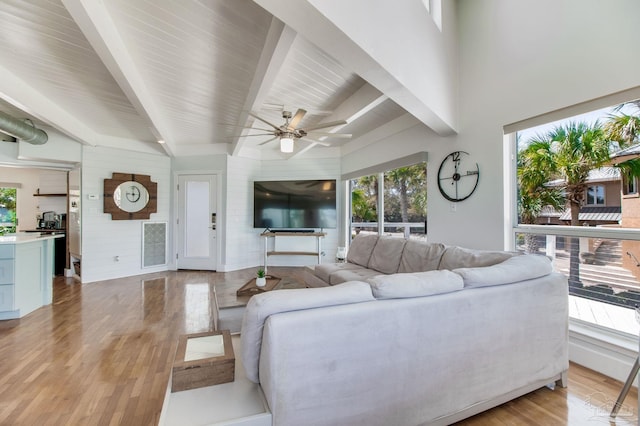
[256,268,266,287]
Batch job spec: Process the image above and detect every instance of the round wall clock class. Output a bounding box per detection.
[117,181,148,212]
[104,173,157,220]
[437,151,480,202]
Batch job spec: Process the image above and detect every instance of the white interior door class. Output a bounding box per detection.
[177,174,217,270]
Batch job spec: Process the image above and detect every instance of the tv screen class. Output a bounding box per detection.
[254,180,337,229]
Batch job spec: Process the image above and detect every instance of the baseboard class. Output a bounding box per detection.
[569,318,638,387]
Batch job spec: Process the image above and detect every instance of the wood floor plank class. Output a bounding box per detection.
[0,267,636,425]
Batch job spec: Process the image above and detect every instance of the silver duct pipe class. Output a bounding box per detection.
[0,110,48,145]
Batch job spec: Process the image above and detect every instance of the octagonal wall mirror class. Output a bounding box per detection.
[104,173,157,220]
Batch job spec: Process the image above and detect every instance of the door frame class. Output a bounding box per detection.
[172,170,223,271]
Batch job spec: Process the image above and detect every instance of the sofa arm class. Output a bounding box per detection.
[241,281,375,383]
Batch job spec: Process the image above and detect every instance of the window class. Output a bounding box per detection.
[350,162,426,240]
[0,187,17,234]
[586,185,605,205]
[623,173,638,195]
[513,98,640,338]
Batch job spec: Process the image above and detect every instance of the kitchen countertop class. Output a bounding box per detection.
[0,234,64,244]
[20,229,66,234]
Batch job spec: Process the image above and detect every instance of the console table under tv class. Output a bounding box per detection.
[260,231,326,275]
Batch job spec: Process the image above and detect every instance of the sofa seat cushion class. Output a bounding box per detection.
[398,240,446,273]
[453,254,552,287]
[241,281,375,383]
[367,236,406,274]
[329,268,383,285]
[367,270,463,299]
[346,233,379,267]
[438,246,517,270]
[313,262,363,283]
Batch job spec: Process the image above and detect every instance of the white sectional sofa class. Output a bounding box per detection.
[304,233,525,288]
[240,234,569,425]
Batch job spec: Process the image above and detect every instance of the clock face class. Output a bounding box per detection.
[126,185,141,202]
[437,151,480,202]
[114,181,149,213]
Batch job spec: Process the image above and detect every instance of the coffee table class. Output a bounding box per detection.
[236,275,282,297]
[213,276,307,333]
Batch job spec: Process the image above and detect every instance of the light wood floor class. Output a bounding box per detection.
[0,267,636,425]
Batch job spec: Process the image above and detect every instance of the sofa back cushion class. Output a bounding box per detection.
[438,246,517,270]
[367,236,406,274]
[367,269,463,299]
[398,240,447,273]
[453,254,552,287]
[346,233,379,267]
[240,281,375,383]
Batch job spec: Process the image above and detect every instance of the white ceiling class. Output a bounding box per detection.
[0,0,417,159]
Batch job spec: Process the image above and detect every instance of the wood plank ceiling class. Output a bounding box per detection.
[0,0,408,158]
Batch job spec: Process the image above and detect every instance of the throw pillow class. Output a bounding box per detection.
[438,246,517,270]
[453,254,552,287]
[366,269,463,299]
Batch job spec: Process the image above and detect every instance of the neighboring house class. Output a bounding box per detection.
[537,168,622,227]
[612,144,640,278]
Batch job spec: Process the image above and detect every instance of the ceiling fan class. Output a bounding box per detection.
[247,109,352,153]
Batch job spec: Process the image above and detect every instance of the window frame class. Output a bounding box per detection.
[623,173,638,196]
[586,184,606,206]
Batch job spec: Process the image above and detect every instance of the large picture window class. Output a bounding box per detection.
[514,99,640,337]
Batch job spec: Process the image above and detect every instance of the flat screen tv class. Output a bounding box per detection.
[254,180,337,229]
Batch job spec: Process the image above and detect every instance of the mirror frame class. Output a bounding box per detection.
[104,173,157,220]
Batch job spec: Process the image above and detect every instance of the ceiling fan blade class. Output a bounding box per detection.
[301,137,331,147]
[307,132,352,139]
[258,136,278,146]
[304,120,347,131]
[288,108,307,130]
[248,112,281,130]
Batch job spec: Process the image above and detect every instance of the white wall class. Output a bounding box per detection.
[343,0,640,251]
[81,146,171,283]
[224,155,261,271]
[437,0,640,250]
[36,170,67,215]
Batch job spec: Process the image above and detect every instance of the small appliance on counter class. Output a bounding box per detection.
[38,211,64,229]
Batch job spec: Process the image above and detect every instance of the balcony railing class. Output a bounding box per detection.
[515,225,640,310]
[351,221,426,239]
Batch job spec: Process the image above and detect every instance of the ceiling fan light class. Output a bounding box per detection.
[280,136,294,153]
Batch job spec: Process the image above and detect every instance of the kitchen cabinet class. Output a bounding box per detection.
[0,234,58,320]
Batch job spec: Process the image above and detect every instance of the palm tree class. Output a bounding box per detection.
[525,121,610,285]
[351,188,376,222]
[385,164,426,222]
[517,142,564,252]
[603,100,640,145]
[603,113,639,145]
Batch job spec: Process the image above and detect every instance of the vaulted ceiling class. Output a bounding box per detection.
[0,0,448,159]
